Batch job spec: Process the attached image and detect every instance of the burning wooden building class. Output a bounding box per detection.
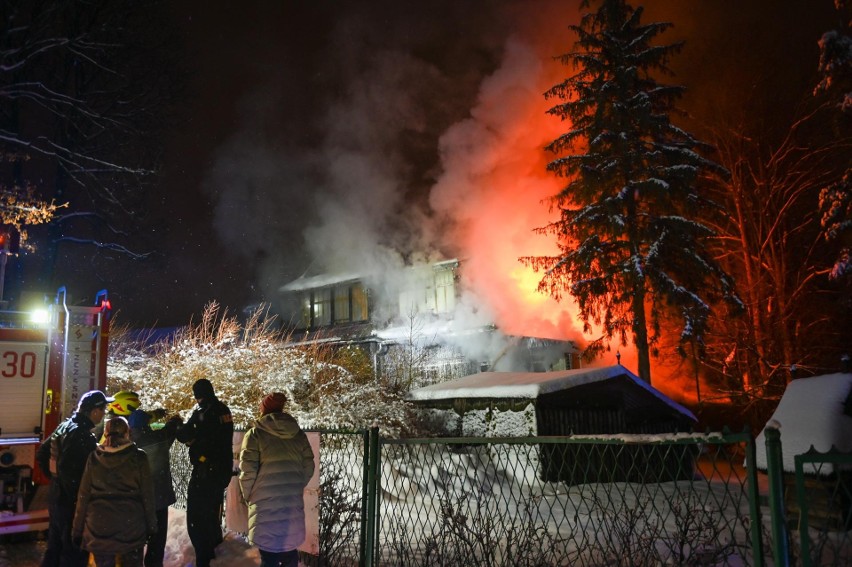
[278,259,582,387]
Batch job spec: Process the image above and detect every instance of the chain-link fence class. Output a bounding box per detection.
[170,440,191,511]
[372,433,764,567]
[167,428,852,566]
[315,431,370,565]
[791,449,852,567]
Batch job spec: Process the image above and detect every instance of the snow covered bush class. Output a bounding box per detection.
[108,302,415,435]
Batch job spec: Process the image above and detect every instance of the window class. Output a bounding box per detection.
[298,295,312,329]
[352,283,368,322]
[294,283,370,329]
[334,286,350,322]
[313,289,332,327]
[434,268,456,313]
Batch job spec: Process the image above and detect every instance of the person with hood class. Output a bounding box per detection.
[128,407,183,567]
[239,392,315,567]
[176,378,234,567]
[37,390,113,567]
[72,416,157,567]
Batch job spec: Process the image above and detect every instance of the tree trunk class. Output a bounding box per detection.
[731,180,765,392]
[633,286,651,383]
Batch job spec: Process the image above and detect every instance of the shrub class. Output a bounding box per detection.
[108,302,414,434]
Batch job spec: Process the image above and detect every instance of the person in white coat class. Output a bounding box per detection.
[238,393,315,567]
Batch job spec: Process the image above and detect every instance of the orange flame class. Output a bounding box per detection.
[430,32,609,347]
[429,4,713,405]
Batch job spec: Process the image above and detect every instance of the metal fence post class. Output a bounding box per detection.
[794,454,812,567]
[743,430,766,567]
[765,425,790,567]
[358,429,370,567]
[363,427,380,567]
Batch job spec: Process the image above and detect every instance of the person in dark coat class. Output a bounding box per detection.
[36,390,112,567]
[176,378,234,567]
[72,416,157,567]
[128,407,183,567]
[239,393,315,567]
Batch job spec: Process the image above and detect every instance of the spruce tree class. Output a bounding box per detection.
[522,0,738,383]
[816,0,852,280]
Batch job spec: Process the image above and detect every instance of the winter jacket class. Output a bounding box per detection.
[72,441,157,555]
[239,412,315,553]
[177,396,234,488]
[36,412,98,506]
[130,415,179,510]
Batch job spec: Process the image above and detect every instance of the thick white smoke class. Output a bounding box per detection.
[202,1,595,364]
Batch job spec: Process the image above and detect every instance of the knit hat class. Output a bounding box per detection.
[77,390,114,413]
[260,392,287,416]
[192,378,215,400]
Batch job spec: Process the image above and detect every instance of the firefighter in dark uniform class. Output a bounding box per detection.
[36,390,113,567]
[176,378,234,567]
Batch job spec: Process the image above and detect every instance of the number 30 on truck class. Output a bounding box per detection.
[0,288,110,534]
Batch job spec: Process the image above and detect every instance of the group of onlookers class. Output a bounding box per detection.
[36,380,315,567]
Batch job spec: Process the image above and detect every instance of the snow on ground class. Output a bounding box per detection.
[0,508,293,567]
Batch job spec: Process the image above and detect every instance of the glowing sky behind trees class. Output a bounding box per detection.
[32,0,836,349]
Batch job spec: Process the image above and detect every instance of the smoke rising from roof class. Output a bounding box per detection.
[137,0,842,403]
[198,1,594,347]
[200,0,830,370]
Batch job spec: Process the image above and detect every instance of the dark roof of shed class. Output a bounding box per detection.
[407,365,696,421]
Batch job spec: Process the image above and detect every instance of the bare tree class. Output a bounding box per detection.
[0,0,179,287]
[701,112,852,397]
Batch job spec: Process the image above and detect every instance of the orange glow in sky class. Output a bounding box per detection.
[428,5,705,401]
[429,27,616,351]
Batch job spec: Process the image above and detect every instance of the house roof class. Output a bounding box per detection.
[279,272,362,292]
[754,372,852,475]
[279,258,461,294]
[407,364,696,421]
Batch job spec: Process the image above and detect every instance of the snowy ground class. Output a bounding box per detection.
[0,508,285,567]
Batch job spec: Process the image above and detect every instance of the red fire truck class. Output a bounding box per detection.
[0,288,110,535]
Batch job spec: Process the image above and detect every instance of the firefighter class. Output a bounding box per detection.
[108,390,141,417]
[176,379,234,567]
[94,390,141,443]
[36,390,113,567]
[128,406,183,567]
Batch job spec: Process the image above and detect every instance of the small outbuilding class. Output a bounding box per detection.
[754,372,852,530]
[407,365,698,483]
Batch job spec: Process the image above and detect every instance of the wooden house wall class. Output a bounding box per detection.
[534,379,696,484]
[536,405,689,436]
[538,442,699,484]
[412,375,697,484]
[537,406,626,435]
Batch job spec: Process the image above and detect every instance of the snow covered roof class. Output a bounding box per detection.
[407,364,696,421]
[278,258,461,293]
[375,319,493,341]
[754,372,852,475]
[279,272,362,292]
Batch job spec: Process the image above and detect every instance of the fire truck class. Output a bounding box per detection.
[0,287,110,535]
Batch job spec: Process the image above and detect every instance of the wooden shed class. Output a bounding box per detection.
[408,365,698,484]
[754,373,852,530]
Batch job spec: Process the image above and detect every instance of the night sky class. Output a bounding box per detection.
[11,0,838,329]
